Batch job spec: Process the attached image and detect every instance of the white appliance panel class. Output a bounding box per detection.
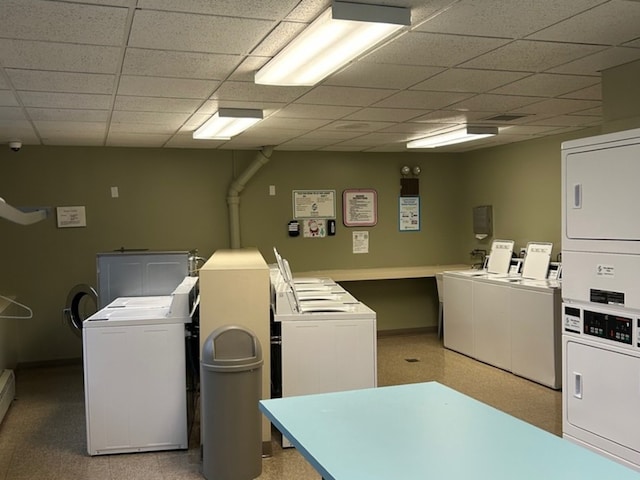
[562,251,640,309]
[472,279,511,370]
[511,285,561,388]
[83,320,187,455]
[565,142,640,241]
[443,273,474,357]
[564,338,640,460]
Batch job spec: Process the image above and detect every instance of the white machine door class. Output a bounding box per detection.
[565,339,640,454]
[564,141,640,241]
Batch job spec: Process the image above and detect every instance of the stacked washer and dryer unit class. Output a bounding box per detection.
[561,127,640,471]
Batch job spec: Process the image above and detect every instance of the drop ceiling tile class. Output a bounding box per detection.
[285,0,329,22]
[372,90,473,109]
[293,130,366,142]
[0,77,8,89]
[411,68,530,93]
[128,10,274,54]
[109,122,178,134]
[0,121,39,144]
[547,47,640,75]
[570,106,601,116]
[0,107,26,121]
[625,38,640,48]
[0,39,122,73]
[514,98,601,116]
[111,111,190,127]
[106,133,172,147]
[18,91,112,109]
[34,121,107,135]
[27,108,109,122]
[319,120,396,132]
[77,0,136,6]
[490,73,599,97]
[212,81,309,103]
[0,91,19,107]
[137,0,300,19]
[227,56,270,82]
[344,108,426,122]
[411,110,492,124]
[461,40,605,72]
[274,104,359,120]
[252,21,307,56]
[256,116,330,130]
[0,0,129,46]
[380,122,456,134]
[522,114,601,127]
[326,63,444,90]
[415,0,607,38]
[117,76,217,99]
[114,96,202,113]
[363,32,510,67]
[122,48,242,80]
[448,93,544,112]
[560,84,602,100]
[293,86,394,107]
[527,2,640,45]
[6,69,115,94]
[40,134,105,146]
[334,132,412,147]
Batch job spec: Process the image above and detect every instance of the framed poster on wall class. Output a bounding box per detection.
[292,190,336,219]
[343,189,377,227]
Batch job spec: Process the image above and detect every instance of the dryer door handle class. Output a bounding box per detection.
[573,372,583,399]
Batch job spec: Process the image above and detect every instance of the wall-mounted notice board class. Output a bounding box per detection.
[343,189,377,227]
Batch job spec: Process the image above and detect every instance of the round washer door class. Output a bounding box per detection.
[63,284,98,337]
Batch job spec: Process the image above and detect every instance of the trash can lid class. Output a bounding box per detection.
[202,324,263,371]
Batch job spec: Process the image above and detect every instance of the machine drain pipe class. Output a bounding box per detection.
[227,146,274,249]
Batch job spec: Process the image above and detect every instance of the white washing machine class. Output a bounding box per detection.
[83,277,196,455]
[510,279,562,388]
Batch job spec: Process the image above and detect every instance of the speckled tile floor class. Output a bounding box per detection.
[0,333,560,479]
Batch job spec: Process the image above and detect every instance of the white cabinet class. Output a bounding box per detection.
[281,319,377,398]
[83,322,187,455]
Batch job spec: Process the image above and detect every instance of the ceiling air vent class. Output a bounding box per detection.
[483,114,528,122]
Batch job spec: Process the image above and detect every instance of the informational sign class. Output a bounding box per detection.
[56,206,87,228]
[293,190,336,219]
[352,231,369,254]
[399,197,420,231]
[343,189,377,227]
[303,218,327,238]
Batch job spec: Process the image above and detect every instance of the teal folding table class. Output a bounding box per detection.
[260,382,640,480]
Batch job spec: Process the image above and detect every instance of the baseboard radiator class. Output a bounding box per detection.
[0,369,16,424]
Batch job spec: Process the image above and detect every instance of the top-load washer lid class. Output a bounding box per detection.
[105,295,172,309]
[486,239,515,274]
[521,242,553,280]
[83,305,190,328]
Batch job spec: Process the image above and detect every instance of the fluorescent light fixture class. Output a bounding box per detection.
[406,126,499,149]
[255,1,410,86]
[193,108,263,140]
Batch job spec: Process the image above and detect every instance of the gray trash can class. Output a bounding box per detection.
[201,325,263,480]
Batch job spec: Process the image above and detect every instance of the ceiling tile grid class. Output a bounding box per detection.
[0,0,638,150]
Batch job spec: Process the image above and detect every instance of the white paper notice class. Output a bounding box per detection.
[353,231,369,254]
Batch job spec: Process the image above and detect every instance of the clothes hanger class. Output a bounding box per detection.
[0,294,33,319]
